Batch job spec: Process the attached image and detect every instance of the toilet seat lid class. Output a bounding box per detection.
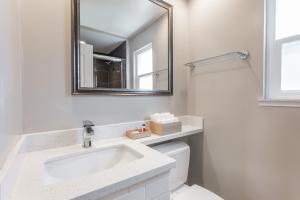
[172,185,223,200]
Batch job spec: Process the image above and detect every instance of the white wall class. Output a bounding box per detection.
[0,0,23,167]
[187,0,300,200]
[129,14,169,90]
[4,0,300,199]
[21,0,189,133]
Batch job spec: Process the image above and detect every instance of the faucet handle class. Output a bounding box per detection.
[86,127,95,135]
[83,120,95,127]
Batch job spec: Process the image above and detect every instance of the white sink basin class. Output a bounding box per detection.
[43,144,143,184]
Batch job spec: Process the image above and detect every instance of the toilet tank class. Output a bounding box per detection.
[153,141,190,191]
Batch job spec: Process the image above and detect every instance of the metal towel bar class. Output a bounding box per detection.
[185,50,250,69]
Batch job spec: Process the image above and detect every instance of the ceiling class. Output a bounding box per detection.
[80,26,126,54]
[80,0,167,54]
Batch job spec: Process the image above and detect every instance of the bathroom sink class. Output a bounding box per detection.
[43,144,143,184]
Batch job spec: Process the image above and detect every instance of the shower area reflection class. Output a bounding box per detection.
[93,55,126,89]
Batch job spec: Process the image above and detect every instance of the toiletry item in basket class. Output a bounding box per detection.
[126,124,151,140]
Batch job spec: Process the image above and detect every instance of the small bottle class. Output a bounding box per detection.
[142,124,149,132]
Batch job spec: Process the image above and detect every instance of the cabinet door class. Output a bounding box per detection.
[114,186,145,200]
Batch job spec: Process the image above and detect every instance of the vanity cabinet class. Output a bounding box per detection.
[99,173,170,200]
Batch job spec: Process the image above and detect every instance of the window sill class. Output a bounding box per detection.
[258,98,300,108]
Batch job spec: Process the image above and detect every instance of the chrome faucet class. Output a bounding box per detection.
[82,120,95,148]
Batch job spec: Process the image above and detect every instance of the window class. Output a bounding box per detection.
[134,44,153,90]
[264,0,300,102]
[281,40,300,91]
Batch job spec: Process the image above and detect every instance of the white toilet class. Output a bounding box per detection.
[153,141,224,200]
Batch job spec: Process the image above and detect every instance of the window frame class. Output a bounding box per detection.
[261,0,300,107]
[133,43,154,90]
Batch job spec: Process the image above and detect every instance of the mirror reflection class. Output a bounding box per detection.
[79,0,170,91]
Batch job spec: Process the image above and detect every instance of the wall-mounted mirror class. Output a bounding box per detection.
[72,0,173,95]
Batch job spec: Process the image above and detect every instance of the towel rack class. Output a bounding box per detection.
[140,68,168,78]
[185,50,250,69]
[93,54,125,62]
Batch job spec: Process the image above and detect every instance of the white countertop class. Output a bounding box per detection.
[11,139,175,200]
[138,125,202,145]
[1,116,203,200]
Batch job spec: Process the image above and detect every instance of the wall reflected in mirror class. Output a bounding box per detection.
[79,0,170,92]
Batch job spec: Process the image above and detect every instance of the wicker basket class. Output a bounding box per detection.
[149,121,182,135]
